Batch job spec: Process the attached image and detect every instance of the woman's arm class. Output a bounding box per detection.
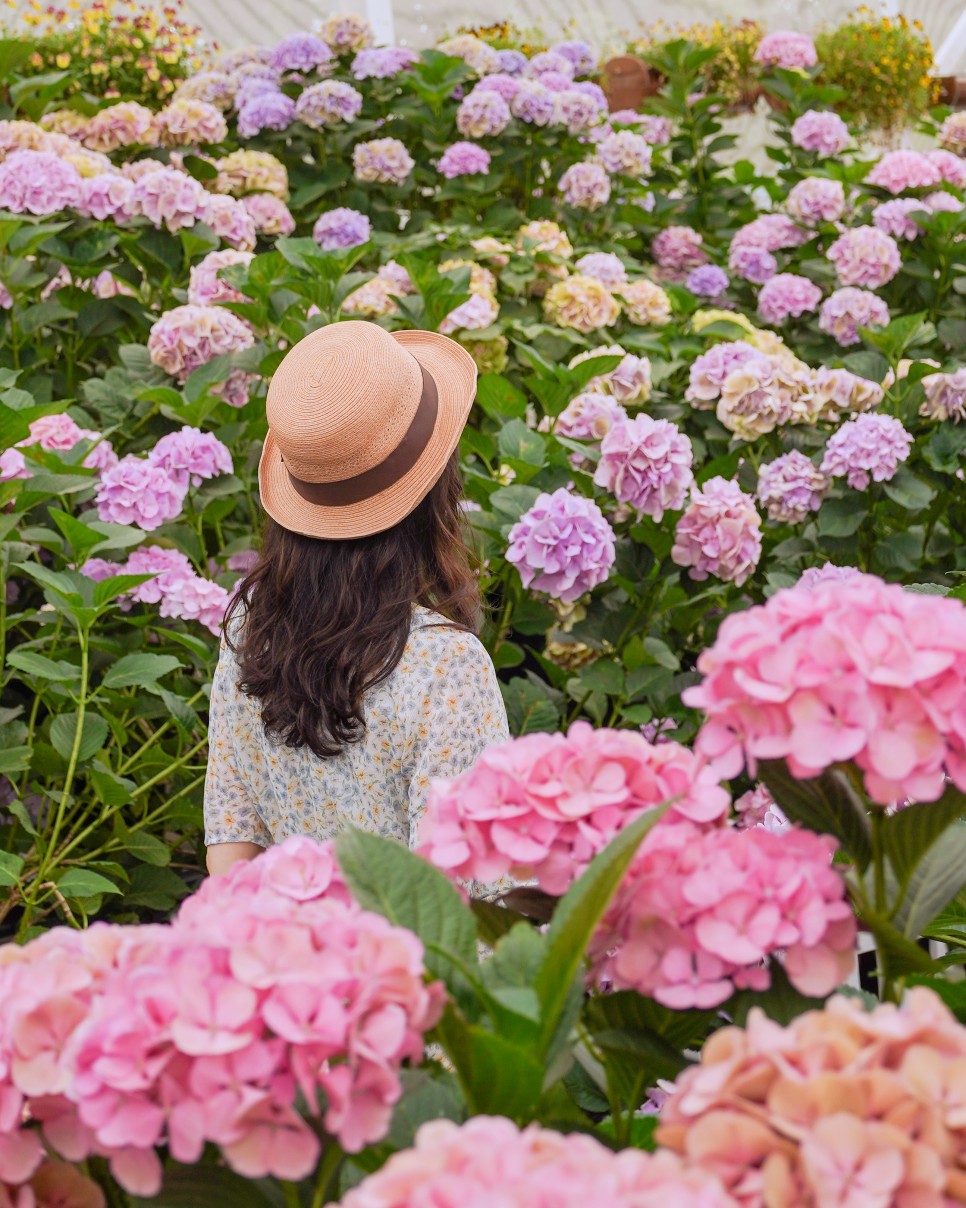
[206,841,264,876]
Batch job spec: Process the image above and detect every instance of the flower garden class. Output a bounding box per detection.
[7,4,966,1203]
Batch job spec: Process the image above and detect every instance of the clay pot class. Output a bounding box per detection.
[601,55,653,112]
[939,76,966,106]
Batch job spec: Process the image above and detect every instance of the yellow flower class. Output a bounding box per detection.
[55,51,70,66]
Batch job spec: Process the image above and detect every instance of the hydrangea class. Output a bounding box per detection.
[516,219,572,259]
[921,367,966,421]
[789,108,850,155]
[785,176,846,225]
[148,304,255,381]
[241,192,295,235]
[437,292,499,335]
[728,214,807,284]
[437,141,491,178]
[671,477,762,586]
[76,173,135,222]
[473,72,523,101]
[419,721,728,894]
[734,783,789,832]
[0,150,81,215]
[95,456,187,531]
[811,365,884,421]
[203,194,257,251]
[148,427,233,488]
[456,91,511,138]
[342,278,398,318]
[214,149,289,198]
[594,414,693,520]
[312,206,371,249]
[551,39,596,74]
[555,391,628,443]
[867,149,942,194]
[318,12,374,54]
[686,264,729,297]
[295,80,363,128]
[819,286,890,346]
[926,188,964,214]
[756,450,828,522]
[187,248,253,307]
[129,167,210,233]
[436,35,500,76]
[237,90,296,137]
[155,99,227,146]
[509,80,556,126]
[688,344,764,409]
[172,70,234,110]
[496,48,528,75]
[827,225,902,289]
[652,225,707,280]
[939,111,966,154]
[543,274,619,332]
[927,148,966,188]
[757,272,823,325]
[270,32,333,73]
[820,412,912,490]
[618,279,672,326]
[506,488,615,602]
[596,129,652,177]
[352,138,414,185]
[754,30,818,68]
[350,46,416,79]
[0,448,30,481]
[553,89,602,135]
[573,252,626,288]
[715,356,799,439]
[124,544,194,604]
[687,573,966,803]
[524,49,574,78]
[20,412,94,451]
[82,101,155,151]
[798,561,863,589]
[872,197,926,240]
[159,573,231,635]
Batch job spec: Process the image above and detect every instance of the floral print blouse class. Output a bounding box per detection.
[204,607,509,849]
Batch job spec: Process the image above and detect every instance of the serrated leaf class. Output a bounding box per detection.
[49,712,108,762]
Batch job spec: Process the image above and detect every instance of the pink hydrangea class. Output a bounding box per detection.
[510,80,556,125]
[734,783,789,832]
[558,161,610,210]
[187,248,253,308]
[159,573,230,634]
[939,112,966,154]
[872,197,926,241]
[148,304,255,381]
[419,721,729,894]
[728,214,808,284]
[686,341,767,406]
[757,272,823,325]
[95,456,187,530]
[798,562,862,589]
[338,1117,738,1208]
[573,252,627,288]
[83,101,155,151]
[827,225,902,288]
[203,194,257,251]
[506,487,615,603]
[686,573,966,803]
[591,823,855,1008]
[553,89,602,135]
[350,46,416,78]
[820,412,912,490]
[785,176,845,225]
[295,80,363,128]
[926,189,964,214]
[921,367,966,421]
[0,448,30,481]
[20,413,92,451]
[241,192,295,236]
[652,225,708,281]
[124,545,194,604]
[438,292,499,335]
[0,150,81,215]
[926,148,966,188]
[754,30,818,69]
[867,149,942,194]
[590,352,652,402]
[437,141,491,178]
[147,426,233,488]
[790,109,850,156]
[594,414,693,521]
[352,138,414,185]
[154,98,228,146]
[130,167,210,232]
[555,392,628,444]
[456,91,511,139]
[671,477,762,586]
[76,173,135,222]
[818,286,890,346]
[756,450,828,522]
[597,129,652,176]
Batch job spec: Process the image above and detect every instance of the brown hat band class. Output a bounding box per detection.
[284,362,440,508]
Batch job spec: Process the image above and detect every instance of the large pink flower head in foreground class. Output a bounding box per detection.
[0,838,443,1200]
[419,721,730,895]
[505,488,615,603]
[685,573,966,804]
[658,987,966,1207]
[338,1117,739,1208]
[671,477,762,586]
[591,822,855,1008]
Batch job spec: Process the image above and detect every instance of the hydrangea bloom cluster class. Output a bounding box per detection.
[686,341,765,407]
[867,149,942,194]
[594,415,694,521]
[826,224,902,288]
[940,110,966,154]
[319,12,374,54]
[728,214,808,284]
[295,80,363,128]
[789,108,850,155]
[872,196,926,240]
[237,89,296,138]
[352,138,415,185]
[419,721,729,895]
[754,30,817,68]
[187,248,253,307]
[715,356,802,440]
[554,392,628,445]
[351,46,416,79]
[0,150,81,215]
[214,149,289,198]
[591,823,854,1008]
[154,98,228,146]
[573,347,652,402]
[437,141,491,178]
[928,148,966,188]
[510,80,556,125]
[312,207,371,250]
[658,988,966,1206]
[756,273,823,326]
[148,426,232,488]
[686,573,966,803]
[921,367,966,421]
[242,192,295,236]
[130,166,210,233]
[558,161,611,210]
[573,252,627,289]
[339,1117,738,1208]
[671,477,762,586]
[456,90,511,138]
[785,176,845,225]
[506,488,616,603]
[83,101,155,151]
[686,264,729,298]
[756,450,828,522]
[148,304,255,381]
[734,783,789,832]
[652,225,708,281]
[820,412,912,489]
[818,286,890,346]
[618,279,672,326]
[597,130,653,177]
[95,456,188,531]
[270,32,333,73]
[543,275,620,332]
[0,838,443,1200]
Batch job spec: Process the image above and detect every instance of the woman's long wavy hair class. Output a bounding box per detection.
[226,456,480,758]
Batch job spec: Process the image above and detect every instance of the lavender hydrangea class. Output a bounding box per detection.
[597,130,652,177]
[237,90,296,138]
[554,89,601,135]
[506,487,616,602]
[670,477,762,586]
[496,49,528,75]
[686,264,729,297]
[129,167,210,232]
[785,177,846,226]
[686,341,766,406]
[558,161,610,210]
[350,46,416,79]
[437,142,491,179]
[473,73,523,102]
[819,287,890,346]
[352,138,414,185]
[550,40,596,75]
[555,392,628,442]
[95,457,188,531]
[574,252,627,289]
[789,109,851,156]
[872,198,926,241]
[295,80,363,128]
[757,273,823,325]
[509,81,556,126]
[312,207,371,249]
[728,242,778,285]
[827,225,902,289]
[0,150,81,215]
[270,33,333,74]
[820,413,913,490]
[594,414,694,521]
[77,173,135,222]
[756,451,828,522]
[148,426,233,487]
[241,193,295,236]
[456,90,511,139]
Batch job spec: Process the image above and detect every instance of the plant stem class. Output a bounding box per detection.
[310,1143,343,1208]
[282,1181,302,1208]
[118,688,206,773]
[870,809,886,914]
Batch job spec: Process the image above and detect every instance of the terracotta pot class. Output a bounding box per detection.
[601,54,653,113]
[939,75,966,106]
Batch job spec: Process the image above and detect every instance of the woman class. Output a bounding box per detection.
[204,319,509,875]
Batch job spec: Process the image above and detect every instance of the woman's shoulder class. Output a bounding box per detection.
[405,606,492,668]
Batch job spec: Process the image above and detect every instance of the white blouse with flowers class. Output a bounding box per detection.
[203,607,509,849]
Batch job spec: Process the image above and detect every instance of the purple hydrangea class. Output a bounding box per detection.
[237,90,296,137]
[524,50,575,79]
[506,487,616,602]
[872,198,925,241]
[652,225,708,280]
[509,81,556,126]
[594,414,694,521]
[312,206,371,249]
[798,563,863,589]
[558,161,610,210]
[437,141,491,178]
[295,80,363,128]
[0,150,81,215]
[820,413,913,490]
[270,33,333,74]
[473,73,523,102]
[95,457,188,531]
[350,46,416,79]
[785,176,846,226]
[352,137,415,185]
[597,130,652,177]
[537,70,572,92]
[728,242,778,284]
[670,477,762,586]
[570,81,608,111]
[757,272,823,325]
[686,264,729,297]
[234,76,282,107]
[819,287,890,346]
[148,426,233,488]
[550,40,596,75]
[456,90,511,138]
[756,451,828,522]
[686,341,766,405]
[827,225,902,289]
[789,109,850,156]
[496,49,528,76]
[125,545,194,604]
[574,252,627,288]
[554,89,602,135]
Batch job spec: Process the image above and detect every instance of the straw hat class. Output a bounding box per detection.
[258,320,477,539]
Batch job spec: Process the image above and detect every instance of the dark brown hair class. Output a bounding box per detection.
[226,457,480,758]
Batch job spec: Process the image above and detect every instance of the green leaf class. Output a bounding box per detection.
[862,907,937,982]
[476,374,527,419]
[0,746,31,774]
[440,1014,546,1119]
[758,760,872,871]
[49,712,108,762]
[883,788,966,887]
[102,653,182,689]
[124,831,171,867]
[892,822,966,938]
[497,418,546,467]
[817,495,867,538]
[93,574,155,607]
[569,659,624,697]
[90,766,135,806]
[6,650,79,682]
[56,869,121,898]
[133,1162,282,1208]
[501,676,560,735]
[0,851,25,888]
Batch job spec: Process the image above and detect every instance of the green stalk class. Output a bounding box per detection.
[118,687,206,773]
[310,1143,344,1208]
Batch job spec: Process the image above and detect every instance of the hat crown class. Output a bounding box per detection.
[266,320,423,484]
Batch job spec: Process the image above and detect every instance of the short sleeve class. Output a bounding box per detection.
[407,629,509,845]
[203,641,272,847]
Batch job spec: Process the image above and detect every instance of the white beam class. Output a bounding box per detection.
[366,0,396,46]
[935,6,966,76]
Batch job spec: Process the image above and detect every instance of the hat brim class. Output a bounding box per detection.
[258,329,478,540]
